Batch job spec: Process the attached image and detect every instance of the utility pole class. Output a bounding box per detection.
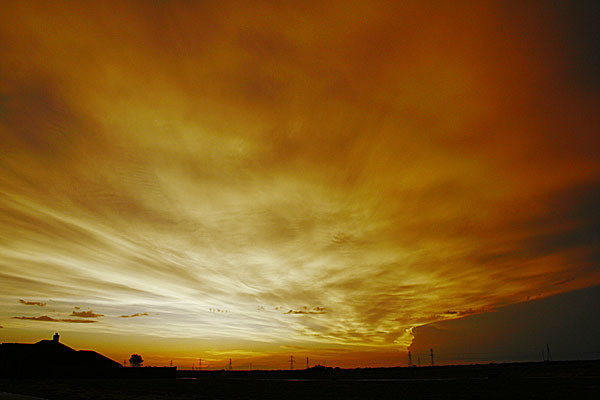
[306,357,309,369]
[430,348,434,366]
[170,360,173,368]
[546,344,552,362]
[418,356,421,367]
[229,358,232,370]
[408,351,412,367]
[290,355,294,370]
[199,358,202,370]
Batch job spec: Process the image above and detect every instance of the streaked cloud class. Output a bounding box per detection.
[0,0,599,367]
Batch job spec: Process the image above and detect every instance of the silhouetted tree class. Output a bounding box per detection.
[129,354,143,367]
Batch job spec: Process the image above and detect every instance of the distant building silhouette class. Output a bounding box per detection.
[0,333,121,377]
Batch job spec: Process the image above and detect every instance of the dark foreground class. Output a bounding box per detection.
[1,360,599,399]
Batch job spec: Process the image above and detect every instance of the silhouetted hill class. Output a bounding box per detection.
[0,333,120,378]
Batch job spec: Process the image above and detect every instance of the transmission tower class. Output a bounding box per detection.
[408,351,412,367]
[306,357,309,369]
[290,355,294,370]
[229,358,232,370]
[430,348,434,366]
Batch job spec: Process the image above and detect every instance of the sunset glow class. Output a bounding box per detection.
[1,1,599,369]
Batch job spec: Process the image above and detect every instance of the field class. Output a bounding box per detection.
[1,360,599,399]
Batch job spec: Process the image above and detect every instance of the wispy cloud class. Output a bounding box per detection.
[1,0,599,367]
[19,299,46,307]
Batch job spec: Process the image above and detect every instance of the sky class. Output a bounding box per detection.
[1,1,599,369]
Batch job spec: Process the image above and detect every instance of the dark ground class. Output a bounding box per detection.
[1,360,599,399]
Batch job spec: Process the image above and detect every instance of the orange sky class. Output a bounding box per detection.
[1,1,599,369]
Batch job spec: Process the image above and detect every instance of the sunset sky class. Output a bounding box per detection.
[1,1,599,369]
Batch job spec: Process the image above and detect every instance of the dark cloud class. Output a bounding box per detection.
[13,315,56,322]
[285,307,326,315]
[444,308,489,317]
[120,312,149,318]
[70,310,103,318]
[410,285,600,363]
[469,182,600,293]
[551,0,600,90]
[519,183,600,260]
[12,315,97,323]
[19,299,46,306]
